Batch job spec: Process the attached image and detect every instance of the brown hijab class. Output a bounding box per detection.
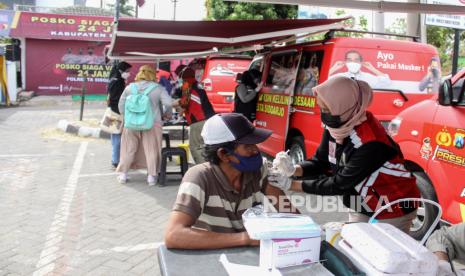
[312,76,373,143]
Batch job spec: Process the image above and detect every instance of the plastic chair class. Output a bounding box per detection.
[159,147,188,186]
[162,131,171,161]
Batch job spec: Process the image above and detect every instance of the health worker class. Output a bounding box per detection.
[268,76,420,233]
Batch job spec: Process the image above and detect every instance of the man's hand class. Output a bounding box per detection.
[329,61,345,75]
[165,211,255,249]
[172,99,180,107]
[272,151,296,177]
[241,231,260,247]
[363,61,386,76]
[174,106,185,113]
[362,61,376,71]
[267,170,292,191]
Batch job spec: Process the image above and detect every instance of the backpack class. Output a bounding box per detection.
[124,83,157,130]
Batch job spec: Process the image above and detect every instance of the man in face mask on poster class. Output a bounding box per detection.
[419,56,441,93]
[164,113,295,249]
[329,50,392,89]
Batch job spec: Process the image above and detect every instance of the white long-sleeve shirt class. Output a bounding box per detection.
[332,71,392,89]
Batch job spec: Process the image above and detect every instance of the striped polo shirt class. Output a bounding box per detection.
[173,162,267,233]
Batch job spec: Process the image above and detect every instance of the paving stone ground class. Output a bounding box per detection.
[0,99,346,276]
[0,103,182,276]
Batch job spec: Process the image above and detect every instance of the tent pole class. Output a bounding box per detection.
[115,0,120,22]
[172,0,178,20]
[452,29,461,75]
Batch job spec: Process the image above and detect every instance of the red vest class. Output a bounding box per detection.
[351,114,420,219]
[180,86,207,125]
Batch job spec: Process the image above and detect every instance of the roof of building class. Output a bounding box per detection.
[48,6,115,17]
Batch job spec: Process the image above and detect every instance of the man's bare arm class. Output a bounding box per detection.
[164,211,258,249]
[264,182,300,213]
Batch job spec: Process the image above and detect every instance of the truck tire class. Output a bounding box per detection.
[410,172,439,240]
[287,136,306,165]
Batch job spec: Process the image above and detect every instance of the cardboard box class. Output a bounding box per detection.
[260,236,321,269]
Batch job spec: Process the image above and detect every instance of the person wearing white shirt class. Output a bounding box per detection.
[329,50,392,89]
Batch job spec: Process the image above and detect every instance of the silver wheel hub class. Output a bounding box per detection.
[289,144,305,165]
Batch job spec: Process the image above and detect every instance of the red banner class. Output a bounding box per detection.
[25,39,149,95]
[330,47,439,94]
[26,39,111,95]
[10,12,113,41]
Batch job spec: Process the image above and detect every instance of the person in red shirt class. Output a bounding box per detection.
[173,66,215,164]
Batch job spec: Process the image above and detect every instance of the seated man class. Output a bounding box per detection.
[426,222,465,275]
[164,113,294,249]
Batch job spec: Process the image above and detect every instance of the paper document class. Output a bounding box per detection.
[219,254,282,276]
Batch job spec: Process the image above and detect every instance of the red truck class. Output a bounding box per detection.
[389,68,465,238]
[248,31,440,238]
[251,33,439,167]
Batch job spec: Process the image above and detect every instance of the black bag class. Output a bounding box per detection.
[320,241,366,276]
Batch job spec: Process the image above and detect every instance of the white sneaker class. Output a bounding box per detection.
[117,173,128,184]
[147,175,157,186]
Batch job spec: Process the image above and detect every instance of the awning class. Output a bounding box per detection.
[108,18,347,60]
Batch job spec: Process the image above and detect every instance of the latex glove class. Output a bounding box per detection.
[437,260,455,276]
[272,151,296,177]
[267,169,292,191]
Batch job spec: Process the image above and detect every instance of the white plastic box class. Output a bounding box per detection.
[260,236,321,269]
[339,223,438,276]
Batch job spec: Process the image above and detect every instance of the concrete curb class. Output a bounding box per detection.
[57,119,110,139]
[57,119,187,140]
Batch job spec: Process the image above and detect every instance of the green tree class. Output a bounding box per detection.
[383,19,462,74]
[334,9,368,37]
[385,18,406,35]
[425,26,463,74]
[206,0,297,20]
[107,0,134,17]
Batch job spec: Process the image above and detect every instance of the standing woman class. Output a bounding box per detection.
[117,65,173,185]
[234,69,262,122]
[269,76,420,233]
[107,61,132,168]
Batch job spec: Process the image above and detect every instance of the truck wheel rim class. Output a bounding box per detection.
[290,144,305,165]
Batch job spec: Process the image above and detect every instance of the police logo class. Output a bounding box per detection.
[454,133,465,149]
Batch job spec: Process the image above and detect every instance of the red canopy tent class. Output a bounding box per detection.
[108,18,348,60]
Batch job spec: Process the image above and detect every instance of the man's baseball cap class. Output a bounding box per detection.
[201,113,272,145]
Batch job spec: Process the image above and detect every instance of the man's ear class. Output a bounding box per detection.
[217,148,230,163]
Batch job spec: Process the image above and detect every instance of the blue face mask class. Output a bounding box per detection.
[229,152,263,172]
[177,79,183,87]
